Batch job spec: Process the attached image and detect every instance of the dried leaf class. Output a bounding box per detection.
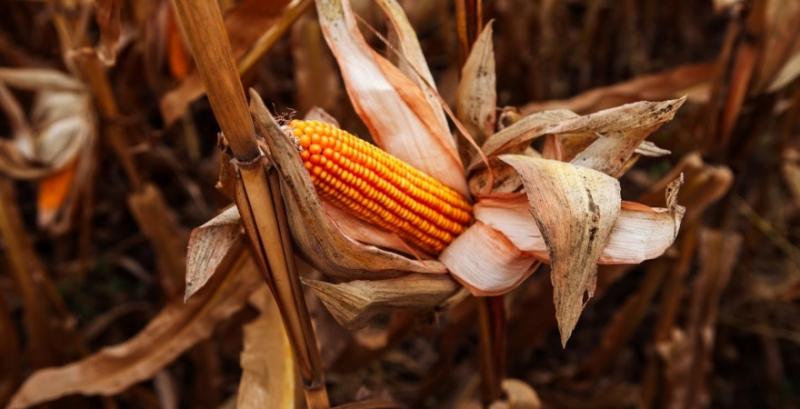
[315,0,467,195]
[500,155,621,346]
[468,109,577,171]
[249,89,447,279]
[489,379,542,409]
[236,288,299,409]
[160,0,292,124]
[304,274,459,329]
[457,21,496,149]
[522,63,714,114]
[440,221,538,296]
[8,254,262,409]
[475,196,683,265]
[768,52,800,92]
[375,0,448,132]
[95,0,123,64]
[185,206,244,301]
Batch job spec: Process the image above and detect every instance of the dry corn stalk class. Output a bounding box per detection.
[186,0,688,349]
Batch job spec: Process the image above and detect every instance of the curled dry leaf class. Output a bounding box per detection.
[456,21,496,149]
[500,155,621,346]
[315,0,467,195]
[185,205,244,301]
[475,196,683,265]
[7,254,262,409]
[470,98,685,171]
[303,274,459,329]
[237,288,299,409]
[249,89,447,279]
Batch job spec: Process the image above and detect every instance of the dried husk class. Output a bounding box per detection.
[440,221,538,296]
[249,89,447,279]
[303,274,459,329]
[375,0,448,132]
[185,205,244,301]
[475,196,683,265]
[500,155,621,346]
[315,0,467,195]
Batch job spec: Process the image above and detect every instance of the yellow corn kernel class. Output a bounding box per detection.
[289,119,472,255]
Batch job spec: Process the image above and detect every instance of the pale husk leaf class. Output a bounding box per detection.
[315,0,467,195]
[475,195,683,264]
[440,221,538,296]
[7,255,262,409]
[456,21,496,148]
[249,89,447,279]
[303,274,459,329]
[375,0,448,132]
[236,288,299,409]
[500,155,621,346]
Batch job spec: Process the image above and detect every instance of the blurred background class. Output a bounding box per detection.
[0,0,798,408]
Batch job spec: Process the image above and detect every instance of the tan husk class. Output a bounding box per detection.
[440,221,539,296]
[249,89,447,279]
[375,0,448,132]
[470,98,685,171]
[474,196,683,265]
[315,0,467,195]
[303,274,459,329]
[500,155,621,347]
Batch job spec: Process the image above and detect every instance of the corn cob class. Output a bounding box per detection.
[288,119,472,255]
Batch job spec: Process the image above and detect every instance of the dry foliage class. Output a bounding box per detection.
[1,0,798,408]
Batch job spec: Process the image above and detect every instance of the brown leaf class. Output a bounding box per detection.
[249,89,447,279]
[185,206,244,301]
[236,288,299,409]
[303,274,459,329]
[500,155,621,346]
[522,63,714,114]
[7,254,263,409]
[128,184,188,298]
[457,21,496,153]
[315,0,467,195]
[471,99,684,172]
[95,0,123,65]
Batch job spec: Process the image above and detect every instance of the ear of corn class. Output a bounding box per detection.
[288,120,473,255]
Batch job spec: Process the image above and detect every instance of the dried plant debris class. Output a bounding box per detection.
[3,0,800,407]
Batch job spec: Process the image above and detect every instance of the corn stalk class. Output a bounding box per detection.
[168,0,328,407]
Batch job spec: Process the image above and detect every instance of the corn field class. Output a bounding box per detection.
[0,0,799,408]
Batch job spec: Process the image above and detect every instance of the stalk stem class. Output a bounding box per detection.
[170,0,328,407]
[477,296,505,404]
